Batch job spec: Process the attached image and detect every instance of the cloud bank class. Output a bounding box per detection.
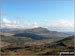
[1,18,74,32]
[43,19,74,32]
[1,17,39,29]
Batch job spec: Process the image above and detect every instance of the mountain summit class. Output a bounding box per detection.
[24,27,50,34]
[13,27,70,40]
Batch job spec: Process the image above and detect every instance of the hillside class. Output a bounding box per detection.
[13,27,70,40]
[1,27,74,55]
[1,36,74,55]
[0,33,33,44]
[40,36,74,55]
[56,36,74,48]
[1,27,70,37]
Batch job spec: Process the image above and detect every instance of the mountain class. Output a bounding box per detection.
[23,27,50,34]
[1,27,71,40]
[1,28,19,32]
[1,28,24,34]
[13,27,71,40]
[22,27,71,37]
[1,27,51,34]
[63,32,75,35]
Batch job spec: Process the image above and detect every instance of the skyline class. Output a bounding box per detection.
[1,0,74,32]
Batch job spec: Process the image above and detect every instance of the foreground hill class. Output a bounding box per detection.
[1,36,74,55]
[56,36,74,47]
[41,36,74,55]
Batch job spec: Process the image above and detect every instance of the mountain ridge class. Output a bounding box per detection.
[13,27,71,40]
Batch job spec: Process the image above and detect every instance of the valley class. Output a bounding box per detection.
[0,27,74,55]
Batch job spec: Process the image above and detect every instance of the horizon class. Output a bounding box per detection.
[1,0,74,32]
[1,27,74,33]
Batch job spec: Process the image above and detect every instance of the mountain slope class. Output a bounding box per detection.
[37,36,74,55]
[14,32,50,40]
[23,27,70,37]
[1,33,33,44]
[1,35,74,55]
[13,27,70,40]
[56,36,74,47]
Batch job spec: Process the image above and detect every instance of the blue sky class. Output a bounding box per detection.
[1,0,74,32]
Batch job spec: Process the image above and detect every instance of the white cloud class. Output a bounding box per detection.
[1,17,39,29]
[1,17,74,32]
[34,22,39,28]
[1,18,20,28]
[3,18,11,24]
[43,19,74,32]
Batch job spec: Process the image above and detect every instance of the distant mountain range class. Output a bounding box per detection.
[1,27,73,40]
[12,27,72,40]
[1,28,22,32]
[63,32,75,35]
[1,27,74,34]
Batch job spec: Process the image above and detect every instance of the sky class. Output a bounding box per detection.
[1,0,74,32]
